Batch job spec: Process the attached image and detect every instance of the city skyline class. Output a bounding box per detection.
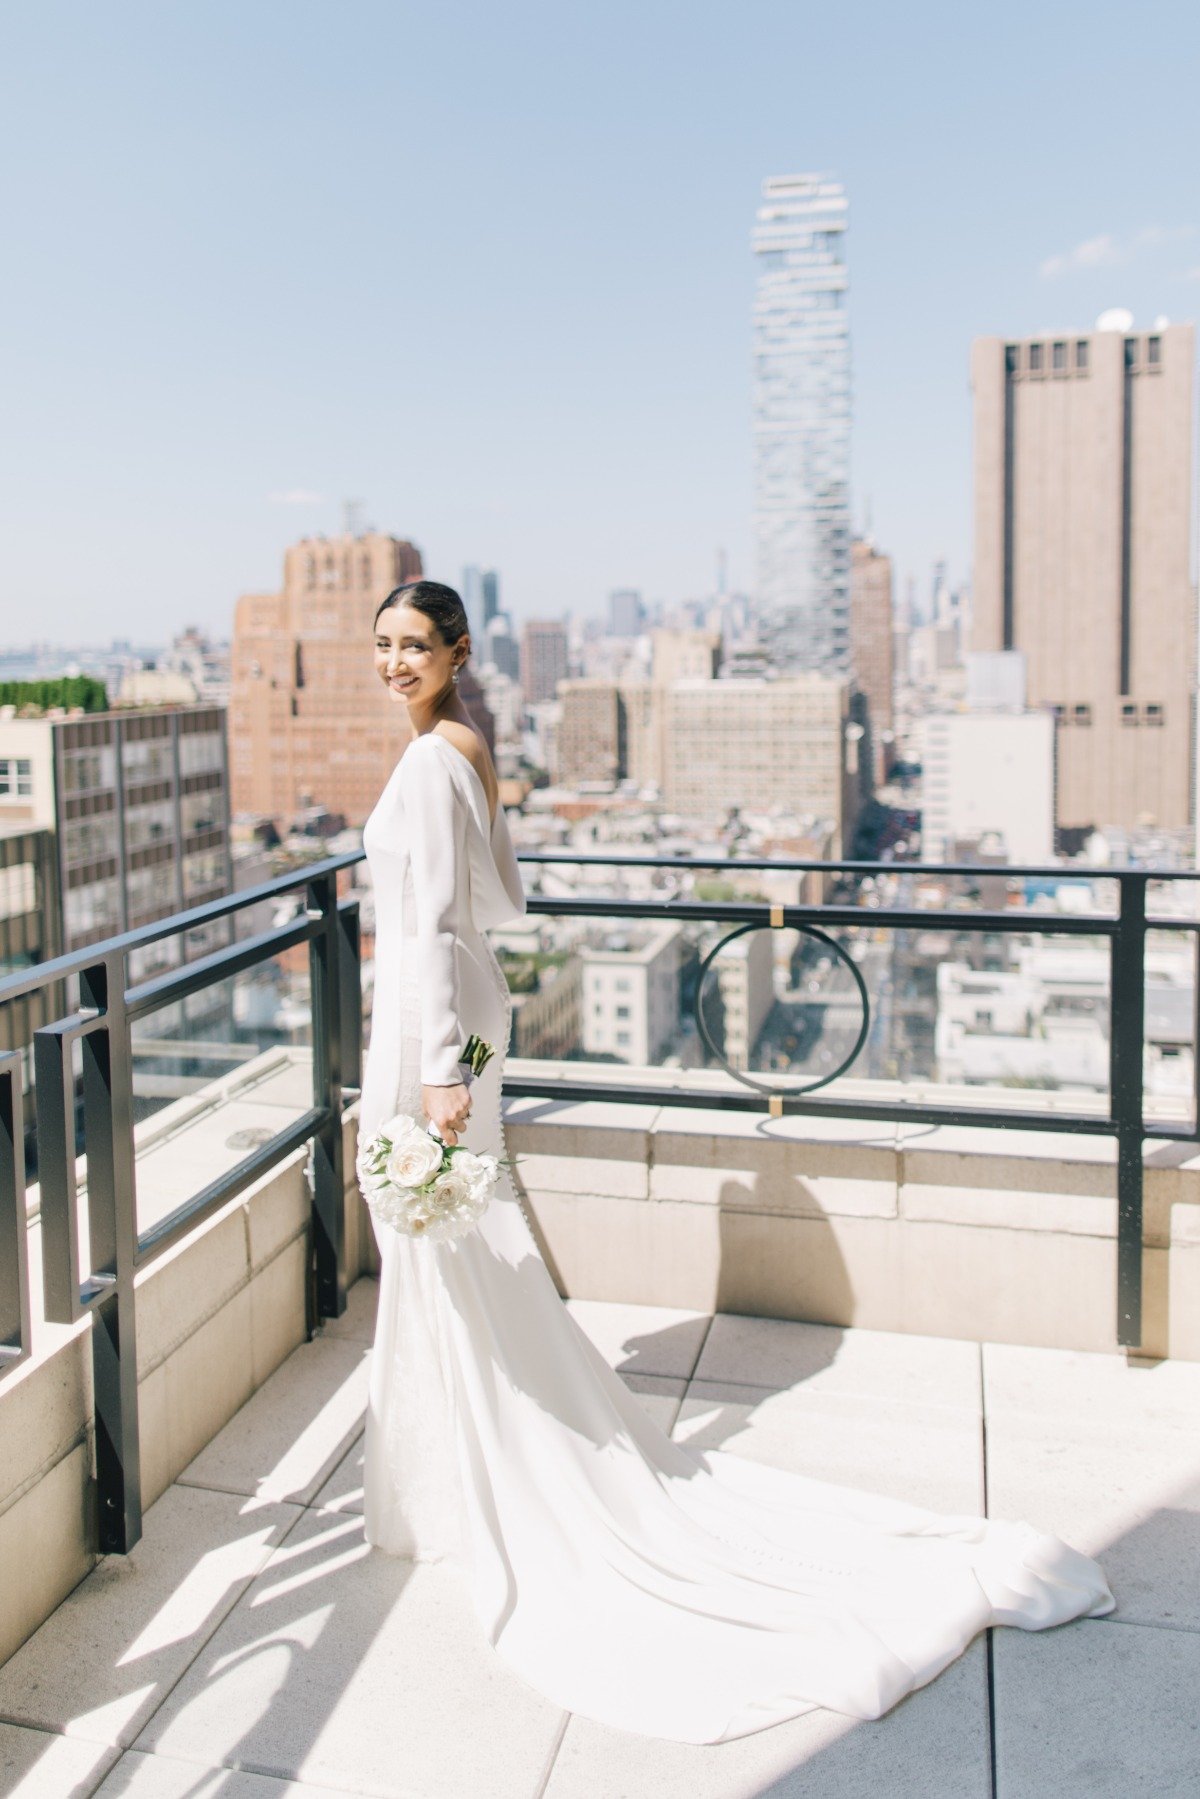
[4,2,1199,643]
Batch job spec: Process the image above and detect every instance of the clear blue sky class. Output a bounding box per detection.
[3,0,1198,642]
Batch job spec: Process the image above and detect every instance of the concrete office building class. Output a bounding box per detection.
[752,173,852,676]
[520,620,570,706]
[230,532,424,828]
[663,675,854,846]
[850,538,895,784]
[0,704,231,966]
[971,319,1196,834]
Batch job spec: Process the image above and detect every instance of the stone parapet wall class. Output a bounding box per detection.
[501,1098,1200,1363]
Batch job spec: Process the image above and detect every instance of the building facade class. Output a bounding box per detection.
[662,676,854,846]
[556,680,625,786]
[229,532,424,828]
[580,922,682,1066]
[971,321,1196,833]
[520,620,570,707]
[850,538,895,784]
[919,709,1055,864]
[752,173,852,676]
[0,703,231,964]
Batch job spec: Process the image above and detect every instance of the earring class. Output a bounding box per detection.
[452,668,460,685]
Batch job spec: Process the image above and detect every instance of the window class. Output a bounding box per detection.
[1121,704,1139,727]
[1052,341,1066,371]
[1148,336,1162,366]
[1075,340,1089,371]
[1028,342,1043,371]
[1073,704,1092,726]
[0,757,33,797]
[1124,338,1138,369]
[1050,703,1066,721]
[615,1030,631,1047]
[1005,344,1019,374]
[1145,704,1165,727]
[615,1005,630,1019]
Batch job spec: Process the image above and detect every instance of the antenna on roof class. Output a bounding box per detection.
[343,499,365,538]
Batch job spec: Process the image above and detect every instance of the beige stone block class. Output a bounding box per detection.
[93,1747,337,1795]
[0,1443,94,1671]
[532,1193,723,1311]
[137,1286,255,1502]
[179,1338,369,1505]
[650,1121,898,1219]
[895,1219,1120,1352]
[241,1159,309,1273]
[1169,1243,1200,1360]
[899,1181,1116,1238]
[505,1100,657,1200]
[249,1235,309,1389]
[134,1204,249,1379]
[710,1210,900,1330]
[0,1332,91,1516]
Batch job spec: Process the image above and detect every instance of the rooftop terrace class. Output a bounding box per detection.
[2,1285,1197,1798]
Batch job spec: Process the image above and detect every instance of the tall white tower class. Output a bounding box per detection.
[751,173,851,675]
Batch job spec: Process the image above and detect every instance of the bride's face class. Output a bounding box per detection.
[374,604,464,705]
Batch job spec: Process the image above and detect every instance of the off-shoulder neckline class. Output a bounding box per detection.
[412,731,499,831]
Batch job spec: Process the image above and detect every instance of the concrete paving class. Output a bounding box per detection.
[1,1284,1197,1798]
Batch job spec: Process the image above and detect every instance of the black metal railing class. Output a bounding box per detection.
[0,846,1195,1556]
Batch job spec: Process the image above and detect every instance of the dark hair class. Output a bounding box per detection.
[374,580,470,653]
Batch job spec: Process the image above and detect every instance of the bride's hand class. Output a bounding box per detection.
[423,1081,472,1146]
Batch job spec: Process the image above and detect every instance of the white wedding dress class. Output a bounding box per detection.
[357,730,1114,1744]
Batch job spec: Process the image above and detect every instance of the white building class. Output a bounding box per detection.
[580,921,681,1066]
[920,710,1055,863]
[705,927,776,1071]
[751,173,851,676]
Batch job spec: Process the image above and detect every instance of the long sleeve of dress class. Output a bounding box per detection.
[400,740,469,1088]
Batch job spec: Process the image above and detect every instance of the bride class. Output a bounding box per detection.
[357,578,1114,1745]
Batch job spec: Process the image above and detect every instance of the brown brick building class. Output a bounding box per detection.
[850,538,895,786]
[230,532,426,828]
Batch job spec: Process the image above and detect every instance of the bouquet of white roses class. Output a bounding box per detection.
[356,1111,501,1242]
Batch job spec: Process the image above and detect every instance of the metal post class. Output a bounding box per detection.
[1110,876,1147,1349]
[0,1052,31,1369]
[82,956,141,1553]
[309,872,346,1321]
[337,899,362,1098]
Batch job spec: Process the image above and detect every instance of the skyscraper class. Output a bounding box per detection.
[850,538,895,785]
[752,174,851,675]
[971,319,1196,834]
[461,566,486,648]
[608,589,644,637]
[481,569,500,628]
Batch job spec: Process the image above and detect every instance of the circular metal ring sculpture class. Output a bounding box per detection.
[693,920,871,1104]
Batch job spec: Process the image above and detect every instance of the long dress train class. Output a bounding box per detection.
[357,730,1114,1745]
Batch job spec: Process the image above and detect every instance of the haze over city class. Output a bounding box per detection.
[5,0,1199,638]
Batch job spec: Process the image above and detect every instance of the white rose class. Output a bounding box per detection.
[382,1116,444,1188]
[451,1150,498,1200]
[430,1167,474,1212]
